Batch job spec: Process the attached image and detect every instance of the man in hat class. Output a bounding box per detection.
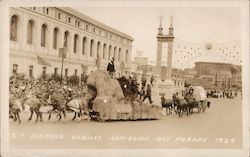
[107,57,115,78]
[143,84,153,104]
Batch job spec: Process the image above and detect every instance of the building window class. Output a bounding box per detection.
[126,50,129,63]
[27,20,34,44]
[12,64,18,74]
[118,48,121,62]
[92,27,96,33]
[42,67,46,75]
[103,43,106,59]
[97,41,101,58]
[90,39,94,57]
[77,21,80,27]
[73,34,78,53]
[32,7,36,10]
[54,67,58,75]
[99,29,101,35]
[41,24,47,47]
[86,24,89,30]
[58,13,61,19]
[29,66,33,77]
[53,28,58,49]
[113,47,117,61]
[75,20,77,26]
[64,31,69,48]
[82,37,86,55]
[46,8,49,15]
[68,17,71,23]
[10,15,18,41]
[75,69,78,76]
[108,45,112,59]
[65,69,68,77]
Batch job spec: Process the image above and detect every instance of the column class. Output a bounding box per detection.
[166,40,173,78]
[47,24,53,55]
[156,39,162,76]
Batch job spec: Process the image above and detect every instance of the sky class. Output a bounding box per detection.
[75,6,241,68]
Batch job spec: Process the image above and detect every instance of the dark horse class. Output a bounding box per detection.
[9,95,43,123]
[161,96,174,115]
[47,92,67,121]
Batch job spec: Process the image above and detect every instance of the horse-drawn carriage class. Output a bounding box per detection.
[172,86,209,117]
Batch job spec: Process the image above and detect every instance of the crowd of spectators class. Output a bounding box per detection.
[9,73,88,104]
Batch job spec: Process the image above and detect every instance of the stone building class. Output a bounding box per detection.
[9,7,133,78]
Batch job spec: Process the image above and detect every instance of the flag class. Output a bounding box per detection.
[37,55,51,67]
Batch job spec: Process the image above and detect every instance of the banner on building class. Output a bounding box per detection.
[36,55,51,67]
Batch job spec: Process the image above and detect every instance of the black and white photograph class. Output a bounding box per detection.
[0,0,249,157]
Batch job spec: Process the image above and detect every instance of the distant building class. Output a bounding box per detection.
[195,62,241,89]
[9,7,133,78]
[172,68,196,78]
[134,57,148,67]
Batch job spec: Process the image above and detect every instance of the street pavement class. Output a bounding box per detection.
[9,96,242,149]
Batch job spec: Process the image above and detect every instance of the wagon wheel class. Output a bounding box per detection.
[197,103,202,113]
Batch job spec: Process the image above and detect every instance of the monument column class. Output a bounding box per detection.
[166,16,174,79]
[156,40,163,75]
[166,40,173,78]
[156,17,163,76]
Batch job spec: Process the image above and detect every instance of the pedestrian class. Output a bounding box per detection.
[107,57,115,78]
[143,84,153,104]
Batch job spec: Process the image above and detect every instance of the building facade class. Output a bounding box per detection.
[9,7,133,78]
[195,62,242,89]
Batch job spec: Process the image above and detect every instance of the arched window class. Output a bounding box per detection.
[108,45,112,59]
[73,34,78,53]
[103,43,106,59]
[82,37,86,55]
[118,48,121,62]
[63,31,69,48]
[126,50,129,63]
[10,15,18,41]
[27,20,34,44]
[90,39,94,57]
[97,41,101,59]
[114,47,117,61]
[53,28,58,49]
[41,24,47,47]
[46,8,49,15]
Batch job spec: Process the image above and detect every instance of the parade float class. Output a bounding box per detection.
[86,70,166,121]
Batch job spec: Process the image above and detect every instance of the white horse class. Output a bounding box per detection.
[67,98,90,121]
